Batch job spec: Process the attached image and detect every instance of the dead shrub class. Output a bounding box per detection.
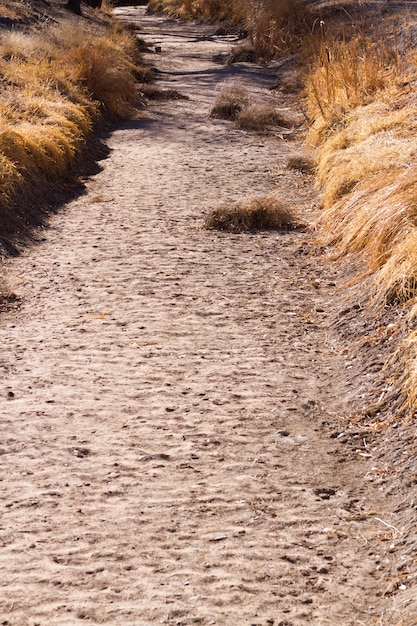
[210,84,251,120]
[204,193,303,233]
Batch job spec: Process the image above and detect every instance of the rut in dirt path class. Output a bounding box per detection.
[0,8,395,626]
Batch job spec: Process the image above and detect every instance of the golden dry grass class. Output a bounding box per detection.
[305,17,417,415]
[242,0,310,58]
[210,84,251,120]
[0,5,148,248]
[236,103,296,132]
[204,193,303,233]
[309,75,417,306]
[305,32,401,145]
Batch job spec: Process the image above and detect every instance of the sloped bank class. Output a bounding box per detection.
[304,6,417,620]
[0,0,149,258]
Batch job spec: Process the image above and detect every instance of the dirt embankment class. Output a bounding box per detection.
[0,5,416,625]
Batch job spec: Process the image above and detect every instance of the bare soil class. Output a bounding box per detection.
[0,6,416,625]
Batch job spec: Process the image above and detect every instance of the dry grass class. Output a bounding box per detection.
[227,42,257,65]
[0,0,34,22]
[62,39,138,118]
[305,18,417,300]
[147,0,237,21]
[305,32,402,145]
[317,167,417,288]
[204,193,303,233]
[210,84,251,120]
[310,72,417,306]
[0,4,147,248]
[242,0,311,58]
[210,84,296,134]
[236,103,296,132]
[305,15,417,415]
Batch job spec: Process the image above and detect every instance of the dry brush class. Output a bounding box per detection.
[305,14,417,416]
[0,2,149,254]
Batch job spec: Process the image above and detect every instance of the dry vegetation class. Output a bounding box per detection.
[0,0,150,258]
[209,83,251,120]
[236,102,296,132]
[302,9,417,416]
[210,83,299,133]
[204,193,303,233]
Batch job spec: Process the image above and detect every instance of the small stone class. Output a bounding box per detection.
[277,429,290,437]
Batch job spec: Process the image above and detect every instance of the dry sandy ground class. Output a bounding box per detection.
[0,7,415,625]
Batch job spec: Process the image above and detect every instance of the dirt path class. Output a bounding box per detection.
[0,8,406,625]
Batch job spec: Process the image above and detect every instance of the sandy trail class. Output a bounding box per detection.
[0,8,398,625]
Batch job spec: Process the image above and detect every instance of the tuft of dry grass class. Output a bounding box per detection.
[236,103,296,133]
[210,84,251,120]
[210,84,296,134]
[204,193,304,233]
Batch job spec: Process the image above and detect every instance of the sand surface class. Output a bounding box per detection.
[0,7,412,625]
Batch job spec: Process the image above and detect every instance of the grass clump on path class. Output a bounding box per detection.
[236,103,296,132]
[204,193,304,233]
[210,84,298,134]
[210,84,251,120]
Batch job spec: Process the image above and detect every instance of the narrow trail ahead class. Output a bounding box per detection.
[0,8,399,626]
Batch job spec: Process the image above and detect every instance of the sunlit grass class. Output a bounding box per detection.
[305,17,417,415]
[0,5,148,246]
